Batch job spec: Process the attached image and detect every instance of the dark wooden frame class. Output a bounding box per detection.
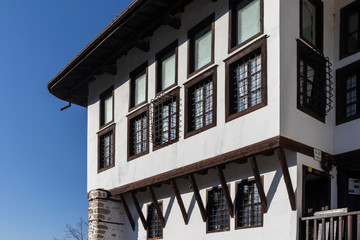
[129,61,148,112]
[155,40,178,96]
[299,0,324,52]
[339,1,360,59]
[131,191,148,230]
[127,104,150,161]
[152,87,180,151]
[99,86,114,129]
[97,123,116,173]
[188,173,207,222]
[224,35,267,122]
[120,194,135,231]
[170,179,189,224]
[184,65,217,139]
[206,184,231,234]
[235,177,264,230]
[187,14,215,78]
[228,0,264,53]
[146,200,164,240]
[336,59,360,125]
[248,156,267,213]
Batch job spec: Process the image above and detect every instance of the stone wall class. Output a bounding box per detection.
[88,189,125,240]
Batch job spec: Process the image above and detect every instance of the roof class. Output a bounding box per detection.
[48,0,193,107]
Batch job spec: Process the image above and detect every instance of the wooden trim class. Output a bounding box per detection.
[170,179,188,224]
[155,40,178,96]
[215,166,234,217]
[188,173,207,222]
[187,14,215,78]
[147,186,165,228]
[120,194,135,231]
[228,0,264,53]
[146,201,163,240]
[99,86,114,129]
[97,124,115,173]
[130,191,147,230]
[276,147,296,211]
[129,61,148,112]
[184,65,217,139]
[248,156,268,213]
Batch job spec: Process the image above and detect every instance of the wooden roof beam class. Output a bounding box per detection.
[188,173,207,222]
[147,186,166,228]
[130,191,148,230]
[135,39,150,52]
[120,194,135,231]
[162,14,181,30]
[248,156,268,213]
[170,179,188,225]
[216,166,234,217]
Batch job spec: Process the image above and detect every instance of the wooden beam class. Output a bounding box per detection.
[102,64,117,76]
[188,173,207,222]
[248,156,268,213]
[147,186,165,228]
[130,191,147,230]
[170,179,188,224]
[135,39,150,52]
[120,194,135,231]
[162,14,181,29]
[215,166,234,217]
[276,148,296,211]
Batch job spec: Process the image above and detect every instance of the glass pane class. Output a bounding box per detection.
[161,51,176,90]
[237,0,260,44]
[302,0,316,45]
[346,74,357,90]
[194,25,212,70]
[104,95,113,124]
[347,32,359,53]
[348,12,359,33]
[135,72,146,105]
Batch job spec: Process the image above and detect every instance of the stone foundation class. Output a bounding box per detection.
[88,189,125,240]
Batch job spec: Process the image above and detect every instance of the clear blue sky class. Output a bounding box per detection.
[0,1,132,239]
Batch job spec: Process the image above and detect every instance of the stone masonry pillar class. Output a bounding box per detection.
[88,189,125,240]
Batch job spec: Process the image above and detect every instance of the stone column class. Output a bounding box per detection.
[88,189,125,240]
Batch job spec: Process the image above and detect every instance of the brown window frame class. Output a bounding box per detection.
[206,185,230,233]
[228,0,264,53]
[97,124,115,173]
[187,14,215,78]
[129,62,148,111]
[299,0,324,52]
[155,40,178,96]
[99,86,114,128]
[152,87,180,151]
[147,202,163,240]
[235,177,264,230]
[127,105,149,161]
[339,1,360,59]
[336,60,360,125]
[184,66,217,139]
[224,35,267,122]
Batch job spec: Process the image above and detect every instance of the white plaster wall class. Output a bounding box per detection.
[279,0,336,154]
[87,0,281,192]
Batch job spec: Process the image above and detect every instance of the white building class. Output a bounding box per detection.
[48,0,360,239]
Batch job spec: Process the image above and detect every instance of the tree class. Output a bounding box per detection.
[54,217,88,240]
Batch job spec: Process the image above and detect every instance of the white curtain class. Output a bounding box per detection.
[135,72,146,105]
[237,0,260,44]
[104,95,113,124]
[195,25,212,70]
[161,52,176,90]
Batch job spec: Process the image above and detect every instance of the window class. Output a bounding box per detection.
[236,179,263,229]
[207,187,229,233]
[147,203,163,240]
[340,1,360,58]
[229,0,263,51]
[188,14,214,76]
[300,0,323,50]
[336,60,360,125]
[128,106,149,160]
[156,41,178,94]
[184,66,217,138]
[225,36,267,122]
[98,125,115,172]
[100,87,114,127]
[151,88,180,150]
[130,62,148,110]
[297,40,332,122]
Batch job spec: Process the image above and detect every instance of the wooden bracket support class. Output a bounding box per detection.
[135,39,150,52]
[147,186,166,228]
[130,191,148,230]
[162,14,181,29]
[215,166,234,217]
[248,156,268,213]
[170,179,188,224]
[120,194,135,230]
[188,173,207,222]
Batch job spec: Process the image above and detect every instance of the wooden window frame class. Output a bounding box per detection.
[155,40,178,96]
[127,105,150,161]
[129,62,148,111]
[184,66,217,139]
[206,185,231,234]
[339,1,360,59]
[336,60,360,125]
[228,0,264,53]
[97,124,115,173]
[147,201,163,240]
[299,0,324,52]
[187,14,215,78]
[99,86,114,129]
[235,177,264,230]
[224,35,267,122]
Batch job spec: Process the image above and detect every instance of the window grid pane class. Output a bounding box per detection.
[100,130,113,169]
[237,181,262,227]
[345,74,358,117]
[131,113,147,156]
[208,188,229,232]
[148,203,163,239]
[191,79,213,130]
